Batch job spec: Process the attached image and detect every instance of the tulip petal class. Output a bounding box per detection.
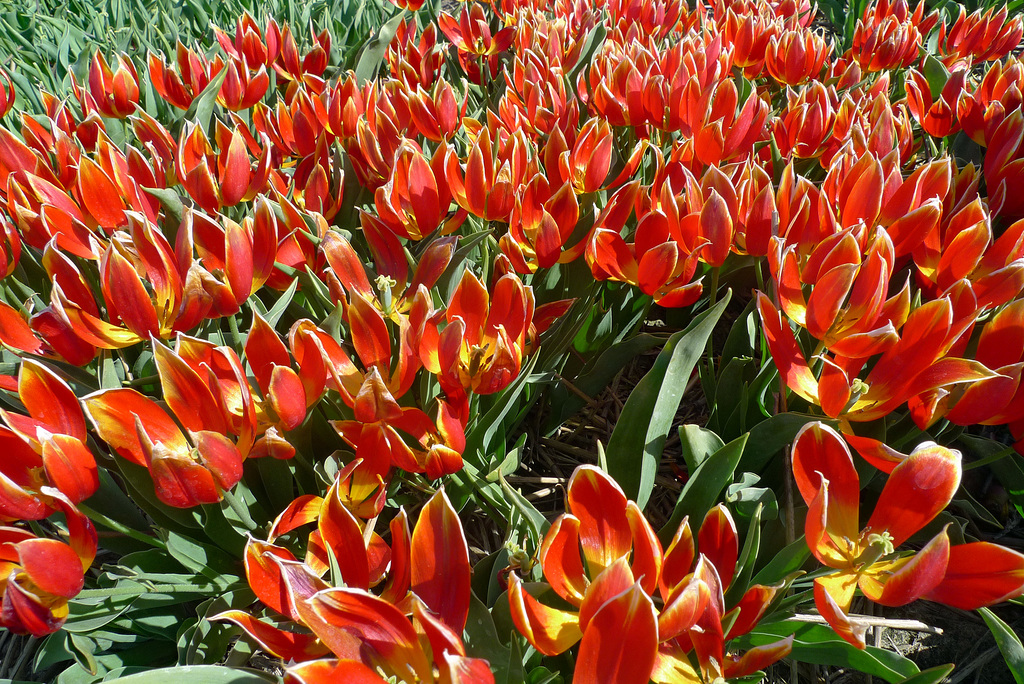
[508,573,582,655]
[575,583,658,684]
[410,488,471,632]
[925,542,1024,609]
[864,443,961,547]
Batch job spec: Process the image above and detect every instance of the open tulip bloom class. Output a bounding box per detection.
[793,422,1024,648]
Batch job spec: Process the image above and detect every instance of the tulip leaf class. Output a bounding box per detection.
[735,621,920,682]
[725,503,762,606]
[741,412,832,473]
[141,186,184,225]
[354,13,404,84]
[679,424,726,473]
[606,292,731,508]
[898,665,956,684]
[752,535,810,585]
[257,276,299,329]
[181,65,228,134]
[566,22,607,84]
[980,608,1024,684]
[464,594,525,684]
[110,665,278,683]
[660,432,746,543]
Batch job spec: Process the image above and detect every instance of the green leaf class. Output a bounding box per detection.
[109,665,278,683]
[181,66,228,134]
[660,433,746,543]
[260,276,299,329]
[980,608,1024,684]
[741,413,828,473]
[142,187,184,225]
[606,292,731,508]
[678,424,725,473]
[464,594,524,684]
[353,13,404,83]
[752,535,810,585]
[735,621,920,683]
[898,665,956,684]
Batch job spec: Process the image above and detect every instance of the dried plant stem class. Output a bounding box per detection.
[790,613,944,635]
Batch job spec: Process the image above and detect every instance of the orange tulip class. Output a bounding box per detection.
[0,360,98,516]
[905,67,967,139]
[421,269,534,396]
[78,51,139,119]
[149,43,224,111]
[84,382,244,508]
[0,493,96,636]
[937,5,1024,66]
[509,466,790,683]
[176,122,271,214]
[213,13,280,69]
[52,215,212,348]
[792,423,963,647]
[764,29,830,86]
[216,488,484,681]
[501,174,581,272]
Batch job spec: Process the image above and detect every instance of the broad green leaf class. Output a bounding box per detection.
[181,66,228,134]
[109,665,278,683]
[661,433,746,543]
[741,413,829,473]
[354,13,404,83]
[898,665,956,684]
[678,424,725,473]
[735,621,920,683]
[752,535,811,585]
[606,292,731,508]
[980,608,1024,684]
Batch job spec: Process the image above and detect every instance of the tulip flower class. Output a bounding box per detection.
[445,125,534,222]
[215,488,481,680]
[438,4,515,83]
[52,215,212,348]
[331,368,465,479]
[372,141,457,240]
[792,423,960,647]
[509,466,791,683]
[216,58,270,112]
[272,24,330,90]
[77,51,139,119]
[0,491,96,636]
[0,360,98,515]
[176,122,271,214]
[420,269,534,396]
[213,13,280,69]
[386,20,446,89]
[985,109,1024,220]
[149,43,224,111]
[958,57,1024,147]
[905,67,967,139]
[937,5,1024,66]
[183,200,279,316]
[501,174,581,272]
[83,382,244,508]
[764,29,830,86]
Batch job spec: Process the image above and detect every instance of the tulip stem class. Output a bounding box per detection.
[77,504,167,550]
[226,313,242,349]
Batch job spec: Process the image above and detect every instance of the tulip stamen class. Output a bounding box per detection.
[468,343,490,377]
